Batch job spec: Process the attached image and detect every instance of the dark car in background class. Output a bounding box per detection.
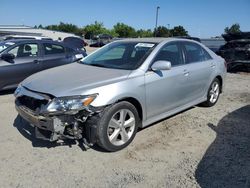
[0,39,86,91]
[63,36,88,53]
[217,32,250,72]
[217,39,250,72]
[90,34,113,47]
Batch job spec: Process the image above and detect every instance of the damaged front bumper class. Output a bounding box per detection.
[15,87,103,145]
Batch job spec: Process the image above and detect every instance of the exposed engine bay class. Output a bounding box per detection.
[15,86,104,146]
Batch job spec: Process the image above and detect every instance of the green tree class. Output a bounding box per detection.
[83,21,108,39]
[113,23,137,38]
[136,29,153,37]
[170,25,188,36]
[104,29,119,38]
[154,26,170,37]
[45,22,82,36]
[224,23,241,34]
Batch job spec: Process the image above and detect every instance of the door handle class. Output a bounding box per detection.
[183,69,189,76]
[210,63,216,68]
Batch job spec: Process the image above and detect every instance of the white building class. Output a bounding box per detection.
[0,25,79,40]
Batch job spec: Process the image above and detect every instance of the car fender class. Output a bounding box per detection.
[81,75,146,120]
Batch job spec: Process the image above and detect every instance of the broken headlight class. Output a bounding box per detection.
[46,94,97,113]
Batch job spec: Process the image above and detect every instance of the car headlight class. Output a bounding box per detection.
[46,94,97,113]
[14,84,22,97]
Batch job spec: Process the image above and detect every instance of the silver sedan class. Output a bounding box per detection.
[15,38,226,151]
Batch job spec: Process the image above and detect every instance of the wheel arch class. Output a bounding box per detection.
[117,97,143,122]
[215,75,223,93]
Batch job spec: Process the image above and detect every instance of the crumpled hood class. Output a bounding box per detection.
[22,63,131,97]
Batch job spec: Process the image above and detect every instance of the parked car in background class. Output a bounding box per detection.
[217,32,250,72]
[217,39,250,72]
[15,38,226,151]
[63,36,88,53]
[0,39,86,91]
[90,34,113,47]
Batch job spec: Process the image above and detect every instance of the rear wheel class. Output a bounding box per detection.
[202,78,221,107]
[93,101,139,152]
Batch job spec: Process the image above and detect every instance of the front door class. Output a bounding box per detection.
[145,42,188,119]
[0,43,41,89]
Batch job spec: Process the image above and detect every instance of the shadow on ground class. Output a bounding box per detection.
[13,115,91,151]
[13,106,195,152]
[195,105,250,188]
[0,89,15,96]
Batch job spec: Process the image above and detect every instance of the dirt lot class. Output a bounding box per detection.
[0,73,249,188]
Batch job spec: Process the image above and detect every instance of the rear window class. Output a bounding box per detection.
[43,43,65,55]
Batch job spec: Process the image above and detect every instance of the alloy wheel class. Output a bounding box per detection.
[209,82,220,103]
[107,109,135,146]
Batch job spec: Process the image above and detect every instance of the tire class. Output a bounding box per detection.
[201,78,221,107]
[90,101,140,152]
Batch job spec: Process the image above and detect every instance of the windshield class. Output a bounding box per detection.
[0,41,15,53]
[81,41,156,70]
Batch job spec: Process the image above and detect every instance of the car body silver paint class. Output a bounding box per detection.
[20,38,226,128]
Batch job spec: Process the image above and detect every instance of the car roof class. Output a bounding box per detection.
[2,39,64,45]
[0,39,79,51]
[117,37,199,44]
[5,35,51,39]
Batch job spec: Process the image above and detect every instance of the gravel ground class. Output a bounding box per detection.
[0,73,249,188]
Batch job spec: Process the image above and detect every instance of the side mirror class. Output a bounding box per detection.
[151,60,171,71]
[1,53,15,61]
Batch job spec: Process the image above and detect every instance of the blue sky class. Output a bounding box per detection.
[1,0,249,38]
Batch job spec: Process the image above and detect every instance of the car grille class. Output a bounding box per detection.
[17,95,49,112]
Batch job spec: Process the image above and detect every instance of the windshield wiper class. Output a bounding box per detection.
[87,63,108,68]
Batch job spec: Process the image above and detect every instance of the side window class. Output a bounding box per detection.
[154,43,183,66]
[8,46,18,57]
[43,43,65,55]
[95,46,126,61]
[184,42,211,63]
[8,43,38,58]
[202,47,212,61]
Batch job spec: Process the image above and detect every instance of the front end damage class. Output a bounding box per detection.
[15,86,104,146]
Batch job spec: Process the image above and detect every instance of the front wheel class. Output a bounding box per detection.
[201,78,221,107]
[92,101,140,152]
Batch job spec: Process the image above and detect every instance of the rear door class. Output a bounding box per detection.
[0,42,41,89]
[40,42,73,70]
[181,41,215,103]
